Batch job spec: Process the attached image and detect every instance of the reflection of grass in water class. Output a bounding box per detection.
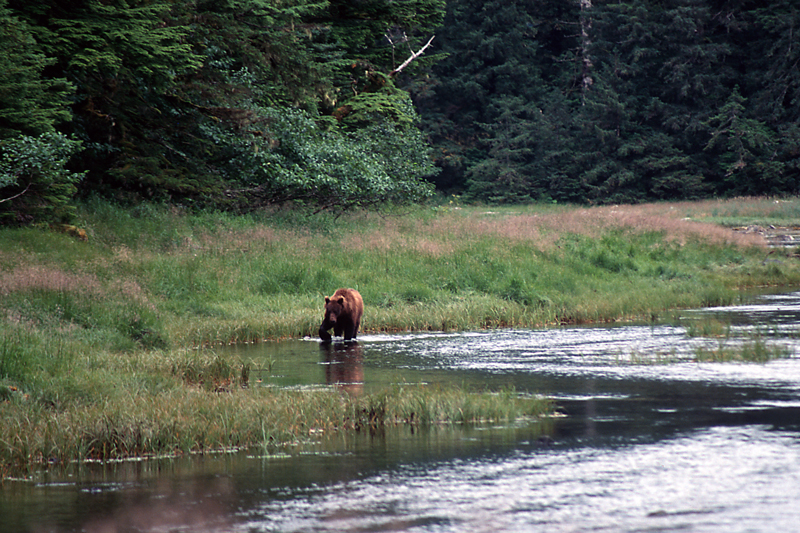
[694,337,793,363]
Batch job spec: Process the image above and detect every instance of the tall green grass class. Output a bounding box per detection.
[0,381,550,474]
[2,197,800,474]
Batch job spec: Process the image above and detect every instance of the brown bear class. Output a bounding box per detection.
[319,288,363,342]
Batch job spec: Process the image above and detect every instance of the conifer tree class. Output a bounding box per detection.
[5,0,797,210]
[0,1,72,138]
[704,87,784,194]
[746,1,800,189]
[180,0,441,212]
[577,0,710,202]
[417,0,562,199]
[0,1,81,225]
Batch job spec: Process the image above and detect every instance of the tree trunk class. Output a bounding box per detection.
[579,0,593,104]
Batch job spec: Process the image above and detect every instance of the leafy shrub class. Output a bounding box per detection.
[225,105,436,212]
[0,132,84,225]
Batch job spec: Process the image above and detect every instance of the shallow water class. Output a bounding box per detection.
[3,292,800,532]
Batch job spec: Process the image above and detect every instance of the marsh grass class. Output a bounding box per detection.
[0,383,549,475]
[673,196,800,227]
[169,349,252,391]
[3,197,800,475]
[363,385,549,426]
[694,337,793,363]
[37,197,797,343]
[615,350,681,366]
[684,318,731,338]
[682,312,794,363]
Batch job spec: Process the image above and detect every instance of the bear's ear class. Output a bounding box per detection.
[337,297,345,305]
[325,297,330,304]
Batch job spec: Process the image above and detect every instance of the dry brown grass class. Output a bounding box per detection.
[111,279,156,310]
[0,263,157,315]
[341,217,458,257]
[651,196,794,220]
[196,226,283,252]
[551,203,766,247]
[185,226,321,259]
[0,265,101,296]
[341,202,767,254]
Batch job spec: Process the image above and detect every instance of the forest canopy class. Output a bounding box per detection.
[1,0,798,224]
[418,0,800,204]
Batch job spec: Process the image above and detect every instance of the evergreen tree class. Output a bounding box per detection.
[576,0,711,203]
[6,0,208,202]
[211,0,442,211]
[0,0,442,211]
[0,1,72,138]
[704,86,784,195]
[465,96,544,203]
[417,0,564,198]
[746,1,800,191]
[5,0,798,211]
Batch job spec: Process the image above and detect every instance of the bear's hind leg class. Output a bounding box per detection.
[342,320,358,341]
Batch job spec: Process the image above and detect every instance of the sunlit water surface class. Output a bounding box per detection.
[3,292,800,532]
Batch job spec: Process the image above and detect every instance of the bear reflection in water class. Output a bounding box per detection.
[320,341,364,396]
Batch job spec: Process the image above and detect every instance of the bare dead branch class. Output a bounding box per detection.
[389,35,435,77]
[0,182,31,204]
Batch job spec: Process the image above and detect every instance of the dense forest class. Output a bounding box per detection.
[1,0,798,224]
[420,0,800,204]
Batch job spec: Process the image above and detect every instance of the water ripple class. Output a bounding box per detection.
[239,426,800,533]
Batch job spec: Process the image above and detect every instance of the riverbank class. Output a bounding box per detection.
[2,197,800,475]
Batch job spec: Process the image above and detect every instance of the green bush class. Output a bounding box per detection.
[0,133,84,225]
[226,106,436,212]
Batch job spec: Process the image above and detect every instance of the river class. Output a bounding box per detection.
[2,292,800,532]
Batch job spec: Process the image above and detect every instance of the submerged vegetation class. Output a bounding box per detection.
[2,196,800,475]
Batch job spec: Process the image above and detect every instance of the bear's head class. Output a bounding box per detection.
[324,296,346,326]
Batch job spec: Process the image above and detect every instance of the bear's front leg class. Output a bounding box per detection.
[319,322,332,342]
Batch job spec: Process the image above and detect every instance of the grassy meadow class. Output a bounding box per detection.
[2,196,800,475]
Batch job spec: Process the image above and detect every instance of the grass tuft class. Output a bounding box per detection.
[694,334,793,363]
